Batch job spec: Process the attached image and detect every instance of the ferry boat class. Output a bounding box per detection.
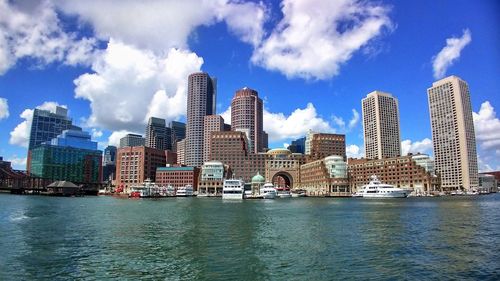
[276,187,292,198]
[222,179,245,199]
[359,175,411,198]
[129,179,168,198]
[260,183,277,199]
[176,185,194,197]
[291,189,306,197]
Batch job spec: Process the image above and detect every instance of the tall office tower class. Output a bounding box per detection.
[427,75,478,191]
[171,121,186,152]
[231,87,264,153]
[362,91,401,160]
[27,106,74,173]
[119,134,145,148]
[305,131,346,161]
[186,72,216,167]
[103,146,117,166]
[288,137,306,154]
[203,115,225,163]
[176,139,186,165]
[145,117,167,150]
[28,106,73,150]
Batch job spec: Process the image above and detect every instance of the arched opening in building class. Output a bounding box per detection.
[272,172,293,189]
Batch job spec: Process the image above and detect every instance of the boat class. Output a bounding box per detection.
[276,187,292,198]
[358,175,411,198]
[260,183,277,199]
[352,189,364,197]
[291,189,306,197]
[222,179,245,199]
[129,179,167,198]
[176,185,194,197]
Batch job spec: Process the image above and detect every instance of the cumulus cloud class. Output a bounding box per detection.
[401,138,433,156]
[0,0,97,75]
[346,144,364,158]
[473,101,500,151]
[9,102,66,148]
[332,109,360,132]
[251,0,393,80]
[264,103,334,142]
[432,29,471,79]
[0,97,8,120]
[73,40,203,132]
[55,0,267,52]
[6,156,27,169]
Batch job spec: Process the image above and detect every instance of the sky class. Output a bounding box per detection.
[0,0,499,171]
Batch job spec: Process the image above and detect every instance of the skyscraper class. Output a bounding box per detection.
[305,131,346,161]
[203,115,225,163]
[186,72,216,167]
[362,91,401,160]
[171,121,186,152]
[119,134,145,148]
[231,87,264,153]
[427,75,478,191]
[145,117,167,150]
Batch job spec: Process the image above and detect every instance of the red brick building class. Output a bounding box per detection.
[156,166,200,189]
[115,146,166,192]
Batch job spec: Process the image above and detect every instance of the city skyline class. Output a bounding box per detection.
[0,1,498,171]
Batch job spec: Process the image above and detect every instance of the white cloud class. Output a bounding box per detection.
[473,101,500,151]
[332,109,360,132]
[0,0,97,75]
[220,106,232,125]
[73,40,203,132]
[55,0,267,52]
[0,97,8,120]
[9,102,66,148]
[401,138,433,156]
[107,130,137,148]
[251,0,393,80]
[6,156,27,169]
[432,29,471,79]
[91,128,103,139]
[346,144,364,158]
[264,103,334,142]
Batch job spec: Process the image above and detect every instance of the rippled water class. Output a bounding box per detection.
[1,194,499,280]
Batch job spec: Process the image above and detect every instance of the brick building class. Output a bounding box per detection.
[156,166,200,190]
[299,155,349,196]
[305,131,346,161]
[116,146,166,192]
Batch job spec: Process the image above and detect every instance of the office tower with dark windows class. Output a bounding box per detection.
[231,87,264,153]
[103,145,117,182]
[145,117,168,150]
[171,121,186,152]
[119,134,145,148]
[362,91,401,160]
[186,72,216,167]
[428,75,478,191]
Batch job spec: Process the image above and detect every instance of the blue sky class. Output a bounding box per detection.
[0,0,499,171]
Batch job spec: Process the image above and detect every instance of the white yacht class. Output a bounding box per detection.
[260,183,277,199]
[176,185,194,197]
[129,179,167,198]
[359,176,411,198]
[222,179,245,199]
[276,187,292,198]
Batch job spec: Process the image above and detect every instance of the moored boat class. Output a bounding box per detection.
[359,175,411,198]
[176,185,194,197]
[222,179,245,199]
[260,183,277,199]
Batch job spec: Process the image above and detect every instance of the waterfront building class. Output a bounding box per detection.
[119,134,145,148]
[288,137,306,154]
[156,166,200,190]
[186,72,216,167]
[305,131,346,161]
[428,75,478,191]
[411,154,435,174]
[27,106,75,173]
[265,148,305,189]
[171,121,186,152]
[299,155,349,196]
[231,87,264,153]
[145,117,170,150]
[348,155,441,194]
[362,91,401,160]
[176,139,186,165]
[209,131,267,182]
[198,161,232,195]
[115,146,166,192]
[250,172,265,195]
[203,115,225,163]
[478,174,497,193]
[30,129,102,184]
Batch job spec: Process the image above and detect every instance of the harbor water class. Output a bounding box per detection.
[1,194,499,280]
